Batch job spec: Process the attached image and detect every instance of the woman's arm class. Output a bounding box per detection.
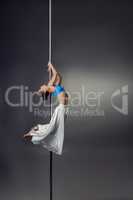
[48,62,57,75]
[48,63,62,86]
[48,62,57,86]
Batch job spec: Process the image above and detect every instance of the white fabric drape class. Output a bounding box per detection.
[29,104,68,155]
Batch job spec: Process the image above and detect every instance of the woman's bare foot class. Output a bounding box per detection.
[23,133,30,138]
[23,135,32,141]
[23,126,39,140]
[23,130,32,141]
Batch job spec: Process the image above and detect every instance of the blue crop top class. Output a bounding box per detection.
[51,84,65,96]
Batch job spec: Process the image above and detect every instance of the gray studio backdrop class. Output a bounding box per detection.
[0,0,133,200]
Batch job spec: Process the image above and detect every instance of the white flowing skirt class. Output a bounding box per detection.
[29,104,68,155]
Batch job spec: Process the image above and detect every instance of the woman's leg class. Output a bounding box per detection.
[23,105,59,143]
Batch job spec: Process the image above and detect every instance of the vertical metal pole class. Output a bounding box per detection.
[49,0,52,64]
[50,151,53,200]
[49,1,53,200]
[49,91,53,200]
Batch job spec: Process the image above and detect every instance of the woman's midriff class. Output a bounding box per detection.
[57,92,68,105]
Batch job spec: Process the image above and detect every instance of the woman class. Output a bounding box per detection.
[23,62,69,155]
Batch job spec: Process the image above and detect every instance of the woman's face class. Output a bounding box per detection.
[40,85,48,93]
